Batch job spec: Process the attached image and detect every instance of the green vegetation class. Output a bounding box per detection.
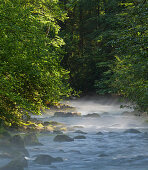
[0,0,147,126]
[112,2,148,112]
[60,0,148,112]
[0,0,72,126]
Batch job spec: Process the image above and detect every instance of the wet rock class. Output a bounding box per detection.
[43,121,64,126]
[54,135,74,142]
[9,135,25,148]
[9,135,29,157]
[54,112,81,117]
[34,154,63,165]
[24,133,42,146]
[44,125,54,132]
[53,130,63,134]
[73,126,84,129]
[96,132,103,135]
[84,113,100,118]
[74,130,87,134]
[74,135,86,139]
[124,129,141,134]
[0,156,28,170]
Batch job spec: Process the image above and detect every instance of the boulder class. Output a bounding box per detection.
[24,133,42,146]
[54,135,74,142]
[53,130,63,134]
[9,135,29,157]
[96,132,103,135]
[0,157,28,170]
[124,129,141,134]
[54,112,81,117]
[84,113,100,118]
[34,154,63,165]
[74,130,87,134]
[43,121,64,126]
[9,135,25,148]
[73,126,84,129]
[74,135,86,139]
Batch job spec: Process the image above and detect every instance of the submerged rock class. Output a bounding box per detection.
[74,130,87,134]
[84,113,100,118]
[54,112,81,117]
[0,156,28,170]
[74,135,86,139]
[34,154,63,165]
[54,135,74,142]
[24,133,42,146]
[124,129,141,134]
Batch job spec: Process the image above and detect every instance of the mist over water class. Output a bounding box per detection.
[59,96,146,132]
[1,96,148,170]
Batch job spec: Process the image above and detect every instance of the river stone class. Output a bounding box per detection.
[43,121,64,126]
[96,132,103,135]
[34,154,63,165]
[53,130,63,134]
[74,130,87,134]
[9,135,25,148]
[74,135,86,139]
[124,129,141,134]
[84,113,100,118]
[54,112,81,117]
[24,133,42,146]
[8,135,29,157]
[54,135,74,142]
[0,156,28,170]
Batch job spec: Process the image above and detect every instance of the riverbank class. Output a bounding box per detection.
[0,97,148,170]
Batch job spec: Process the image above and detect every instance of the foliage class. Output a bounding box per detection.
[0,0,72,126]
[60,0,125,93]
[112,2,148,112]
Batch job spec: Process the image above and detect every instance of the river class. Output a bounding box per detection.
[1,96,148,170]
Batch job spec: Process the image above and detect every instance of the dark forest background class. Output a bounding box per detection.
[0,0,147,126]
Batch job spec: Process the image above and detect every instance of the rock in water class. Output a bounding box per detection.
[84,113,100,118]
[34,154,63,165]
[74,135,86,139]
[24,133,42,146]
[0,157,28,170]
[96,132,103,135]
[54,112,81,117]
[74,130,87,134]
[54,135,74,142]
[9,135,25,148]
[124,129,141,134]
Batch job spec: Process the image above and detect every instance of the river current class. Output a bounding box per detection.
[2,97,148,170]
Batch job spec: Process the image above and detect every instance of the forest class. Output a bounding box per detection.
[0,0,148,126]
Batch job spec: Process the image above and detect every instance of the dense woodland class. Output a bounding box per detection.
[0,0,148,126]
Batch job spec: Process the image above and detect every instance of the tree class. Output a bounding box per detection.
[112,1,148,112]
[61,0,125,94]
[0,0,72,126]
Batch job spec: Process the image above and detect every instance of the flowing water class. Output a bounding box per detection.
[1,96,148,170]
